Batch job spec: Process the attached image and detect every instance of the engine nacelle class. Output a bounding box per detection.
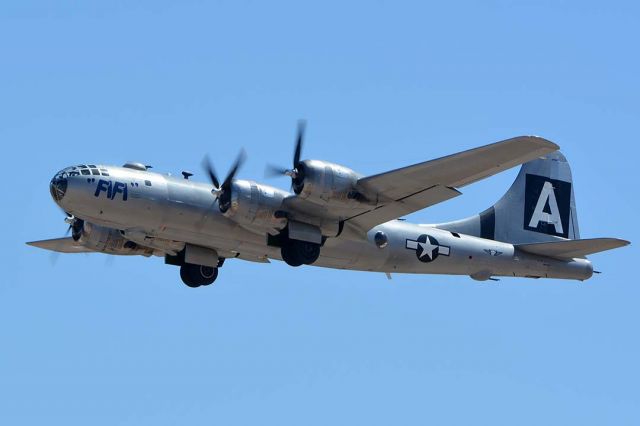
[294,160,367,205]
[223,180,289,233]
[77,222,154,256]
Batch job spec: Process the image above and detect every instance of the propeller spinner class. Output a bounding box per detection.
[202,150,247,213]
[265,120,306,193]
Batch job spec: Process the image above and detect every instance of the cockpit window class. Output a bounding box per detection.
[100,168,109,176]
[68,170,80,177]
[88,164,97,168]
[80,169,90,175]
[91,169,99,175]
[77,165,87,168]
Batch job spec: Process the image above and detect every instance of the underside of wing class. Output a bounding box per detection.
[345,185,461,233]
[346,136,559,232]
[516,238,630,259]
[26,238,95,253]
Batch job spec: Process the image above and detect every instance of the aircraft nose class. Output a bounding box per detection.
[50,169,69,203]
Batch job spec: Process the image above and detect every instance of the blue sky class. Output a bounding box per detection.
[2,1,638,424]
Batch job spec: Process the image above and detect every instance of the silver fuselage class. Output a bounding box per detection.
[54,165,593,281]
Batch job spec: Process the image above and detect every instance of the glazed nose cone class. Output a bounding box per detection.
[50,169,68,205]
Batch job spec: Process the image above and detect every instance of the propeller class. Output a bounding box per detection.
[63,214,84,241]
[265,120,306,192]
[50,212,74,266]
[63,215,73,236]
[202,149,247,213]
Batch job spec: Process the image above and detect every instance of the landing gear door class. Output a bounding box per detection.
[288,221,322,244]
[184,244,219,268]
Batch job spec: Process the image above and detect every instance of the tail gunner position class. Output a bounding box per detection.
[30,123,629,287]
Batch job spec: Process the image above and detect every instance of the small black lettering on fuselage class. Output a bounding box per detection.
[94,179,128,201]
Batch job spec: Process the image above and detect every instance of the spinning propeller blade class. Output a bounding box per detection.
[265,120,307,189]
[202,150,246,212]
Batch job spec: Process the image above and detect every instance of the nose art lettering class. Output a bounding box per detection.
[94,179,128,201]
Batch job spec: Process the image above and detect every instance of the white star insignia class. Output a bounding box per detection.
[418,239,437,260]
[405,235,450,262]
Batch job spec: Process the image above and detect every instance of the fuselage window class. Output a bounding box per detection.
[144,180,152,186]
[80,169,90,175]
[91,169,100,175]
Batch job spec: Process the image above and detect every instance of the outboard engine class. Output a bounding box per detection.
[73,221,154,256]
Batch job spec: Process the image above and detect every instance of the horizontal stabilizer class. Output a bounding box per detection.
[516,238,630,259]
[26,238,94,253]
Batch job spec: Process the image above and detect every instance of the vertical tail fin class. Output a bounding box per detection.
[436,150,580,244]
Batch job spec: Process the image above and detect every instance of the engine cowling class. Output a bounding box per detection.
[293,160,367,205]
[75,222,154,256]
[222,180,289,233]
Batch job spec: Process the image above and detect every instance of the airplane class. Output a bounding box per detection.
[28,122,629,287]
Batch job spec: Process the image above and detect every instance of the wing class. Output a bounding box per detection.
[26,237,95,253]
[347,136,559,233]
[344,185,461,232]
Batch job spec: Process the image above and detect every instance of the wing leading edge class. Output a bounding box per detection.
[347,136,560,233]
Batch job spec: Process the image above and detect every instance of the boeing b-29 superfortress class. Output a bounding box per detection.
[29,122,629,287]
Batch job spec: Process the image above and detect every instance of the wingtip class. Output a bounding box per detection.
[597,237,630,250]
[505,135,560,154]
[526,135,561,152]
[602,237,631,247]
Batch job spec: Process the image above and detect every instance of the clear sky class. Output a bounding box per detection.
[2,1,638,425]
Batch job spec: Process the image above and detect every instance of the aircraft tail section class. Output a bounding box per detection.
[435,150,582,244]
